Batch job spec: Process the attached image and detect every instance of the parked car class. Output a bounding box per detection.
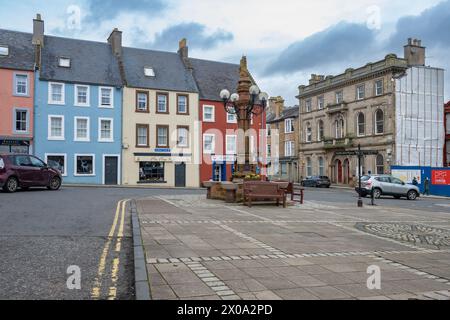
[355,175,420,200]
[301,176,331,188]
[0,154,62,193]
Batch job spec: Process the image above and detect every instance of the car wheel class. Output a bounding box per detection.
[4,177,19,193]
[373,188,382,199]
[48,177,61,191]
[407,190,418,200]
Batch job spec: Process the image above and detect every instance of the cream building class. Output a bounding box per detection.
[109,31,200,187]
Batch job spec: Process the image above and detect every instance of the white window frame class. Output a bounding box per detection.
[48,115,65,140]
[306,124,312,143]
[318,96,324,110]
[285,141,294,157]
[102,154,121,185]
[0,45,8,56]
[203,105,215,122]
[375,79,383,96]
[226,135,237,155]
[13,108,29,134]
[357,112,365,137]
[335,91,343,104]
[144,67,155,77]
[356,84,365,100]
[14,73,29,96]
[48,82,65,105]
[74,116,90,142]
[74,153,96,177]
[285,118,294,133]
[98,118,114,143]
[58,57,71,68]
[203,134,215,154]
[45,153,67,176]
[177,127,189,147]
[227,112,237,124]
[74,84,90,107]
[305,99,312,112]
[98,87,114,108]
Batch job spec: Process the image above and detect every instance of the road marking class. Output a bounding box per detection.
[91,199,129,300]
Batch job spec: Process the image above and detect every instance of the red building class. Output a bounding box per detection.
[445,101,450,167]
[189,58,266,183]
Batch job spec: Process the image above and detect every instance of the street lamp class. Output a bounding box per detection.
[220,86,268,120]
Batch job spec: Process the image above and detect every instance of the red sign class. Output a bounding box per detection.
[432,170,450,185]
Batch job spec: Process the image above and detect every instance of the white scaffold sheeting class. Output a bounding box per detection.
[395,66,445,167]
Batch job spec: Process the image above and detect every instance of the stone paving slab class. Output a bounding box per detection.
[137,195,450,300]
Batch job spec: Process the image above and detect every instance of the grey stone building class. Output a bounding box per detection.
[296,39,445,186]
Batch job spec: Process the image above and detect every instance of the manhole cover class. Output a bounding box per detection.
[355,223,450,247]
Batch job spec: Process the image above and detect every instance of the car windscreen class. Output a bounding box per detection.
[360,176,371,181]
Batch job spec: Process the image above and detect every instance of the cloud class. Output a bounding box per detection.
[387,0,450,49]
[264,22,377,75]
[140,22,234,51]
[86,0,166,22]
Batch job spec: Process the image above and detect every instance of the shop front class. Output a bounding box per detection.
[0,137,32,154]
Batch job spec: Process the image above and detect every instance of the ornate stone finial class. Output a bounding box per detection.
[240,56,249,78]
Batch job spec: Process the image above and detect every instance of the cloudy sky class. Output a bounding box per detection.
[1,0,449,105]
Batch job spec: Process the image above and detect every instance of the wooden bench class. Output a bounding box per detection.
[291,183,304,204]
[243,181,286,208]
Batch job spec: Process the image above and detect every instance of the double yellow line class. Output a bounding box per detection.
[91,199,130,300]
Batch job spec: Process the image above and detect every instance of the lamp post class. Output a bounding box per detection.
[220,57,268,176]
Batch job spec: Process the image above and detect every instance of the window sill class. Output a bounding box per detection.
[48,137,65,141]
[74,104,90,108]
[48,101,65,106]
[99,140,114,143]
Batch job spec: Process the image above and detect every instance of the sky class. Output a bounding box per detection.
[0,0,449,106]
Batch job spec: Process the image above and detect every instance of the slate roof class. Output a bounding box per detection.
[189,58,241,101]
[39,36,123,87]
[122,47,198,93]
[0,29,35,71]
[266,105,299,123]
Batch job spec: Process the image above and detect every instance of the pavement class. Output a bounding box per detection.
[136,192,450,300]
[1,185,449,300]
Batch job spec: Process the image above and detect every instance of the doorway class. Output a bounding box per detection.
[104,156,119,185]
[175,162,186,187]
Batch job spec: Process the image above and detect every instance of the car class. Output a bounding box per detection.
[0,154,62,193]
[301,176,331,188]
[355,174,420,200]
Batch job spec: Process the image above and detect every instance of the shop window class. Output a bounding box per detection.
[139,162,165,182]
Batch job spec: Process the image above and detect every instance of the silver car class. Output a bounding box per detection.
[355,175,420,200]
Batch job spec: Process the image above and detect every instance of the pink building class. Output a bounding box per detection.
[0,30,35,154]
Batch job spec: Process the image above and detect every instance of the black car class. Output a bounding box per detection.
[301,176,331,188]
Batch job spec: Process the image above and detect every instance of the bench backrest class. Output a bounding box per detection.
[244,181,280,195]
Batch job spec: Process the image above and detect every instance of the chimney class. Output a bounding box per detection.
[108,28,123,58]
[274,96,285,118]
[32,14,44,46]
[178,38,192,69]
[108,28,126,86]
[404,38,425,67]
[32,14,44,69]
[309,74,324,85]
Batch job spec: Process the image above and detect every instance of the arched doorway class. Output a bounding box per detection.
[335,159,343,184]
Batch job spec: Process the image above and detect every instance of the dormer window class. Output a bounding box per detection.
[144,67,155,77]
[0,45,8,56]
[58,57,71,68]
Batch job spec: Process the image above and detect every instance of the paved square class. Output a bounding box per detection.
[136,194,450,300]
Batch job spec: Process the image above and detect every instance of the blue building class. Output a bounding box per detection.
[33,17,123,185]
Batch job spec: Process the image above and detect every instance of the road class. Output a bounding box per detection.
[303,186,450,213]
[0,185,447,299]
[0,186,203,300]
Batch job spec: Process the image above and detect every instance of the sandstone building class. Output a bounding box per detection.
[297,39,445,185]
